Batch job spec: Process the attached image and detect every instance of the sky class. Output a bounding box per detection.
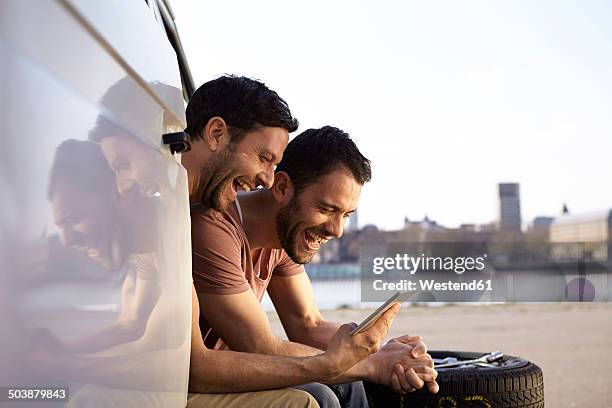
[171,0,612,231]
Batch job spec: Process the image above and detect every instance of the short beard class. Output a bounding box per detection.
[196,146,235,211]
[276,196,314,264]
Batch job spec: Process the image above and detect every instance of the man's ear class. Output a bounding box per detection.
[271,171,295,205]
[202,116,229,152]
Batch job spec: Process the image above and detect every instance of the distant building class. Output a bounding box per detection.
[549,209,612,261]
[459,223,476,232]
[498,183,522,232]
[531,216,554,233]
[401,215,446,242]
[403,215,443,231]
[550,210,611,243]
[478,222,498,233]
[362,224,379,233]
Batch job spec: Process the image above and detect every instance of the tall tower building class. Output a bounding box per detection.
[498,183,522,232]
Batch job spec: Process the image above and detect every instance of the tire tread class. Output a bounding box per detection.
[365,352,544,408]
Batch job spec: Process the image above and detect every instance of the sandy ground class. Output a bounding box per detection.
[268,303,612,407]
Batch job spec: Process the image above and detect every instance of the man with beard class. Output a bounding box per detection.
[192,126,439,408]
[181,76,403,407]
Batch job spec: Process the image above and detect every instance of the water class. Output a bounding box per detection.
[262,279,369,311]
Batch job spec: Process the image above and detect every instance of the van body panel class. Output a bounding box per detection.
[0,1,192,406]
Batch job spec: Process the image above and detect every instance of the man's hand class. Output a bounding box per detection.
[365,335,439,394]
[320,303,400,380]
[388,335,427,358]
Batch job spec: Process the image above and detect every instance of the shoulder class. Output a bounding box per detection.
[270,248,305,276]
[191,202,245,249]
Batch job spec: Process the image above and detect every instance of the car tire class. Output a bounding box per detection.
[365,350,544,408]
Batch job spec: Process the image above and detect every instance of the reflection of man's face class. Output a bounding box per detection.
[99,133,165,253]
[51,178,125,270]
[277,167,362,264]
[99,134,165,198]
[196,127,289,211]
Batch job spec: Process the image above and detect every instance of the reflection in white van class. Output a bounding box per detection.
[1,1,193,406]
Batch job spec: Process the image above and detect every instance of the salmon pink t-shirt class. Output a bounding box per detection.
[191,200,302,349]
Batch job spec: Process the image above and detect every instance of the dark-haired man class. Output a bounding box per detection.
[192,126,439,407]
[182,75,298,210]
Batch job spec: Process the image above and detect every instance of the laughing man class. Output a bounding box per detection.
[192,126,439,408]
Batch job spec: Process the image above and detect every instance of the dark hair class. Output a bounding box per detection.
[89,116,125,143]
[48,139,115,200]
[185,75,298,144]
[276,126,371,193]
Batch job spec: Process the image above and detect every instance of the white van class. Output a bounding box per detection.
[1,0,194,406]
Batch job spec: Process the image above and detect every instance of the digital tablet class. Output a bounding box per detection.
[350,291,408,335]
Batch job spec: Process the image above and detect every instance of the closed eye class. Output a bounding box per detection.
[57,214,79,228]
[112,158,130,173]
[260,154,274,165]
[319,206,334,214]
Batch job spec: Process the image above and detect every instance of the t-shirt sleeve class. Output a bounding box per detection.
[272,251,305,277]
[191,212,251,295]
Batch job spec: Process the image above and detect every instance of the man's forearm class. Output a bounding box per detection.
[224,328,374,386]
[286,319,341,351]
[189,347,336,393]
[64,321,146,354]
[272,338,323,357]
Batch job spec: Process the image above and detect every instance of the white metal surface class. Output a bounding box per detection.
[0,1,192,406]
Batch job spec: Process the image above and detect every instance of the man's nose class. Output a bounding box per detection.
[116,177,138,195]
[326,215,344,239]
[257,167,275,189]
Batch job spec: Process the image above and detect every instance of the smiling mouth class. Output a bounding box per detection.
[71,239,104,260]
[304,230,329,251]
[232,178,253,193]
[84,244,107,261]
